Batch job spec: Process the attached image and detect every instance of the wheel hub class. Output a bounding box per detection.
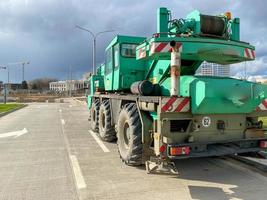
[101,112,105,128]
[123,121,131,149]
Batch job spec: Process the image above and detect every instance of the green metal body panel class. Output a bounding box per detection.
[157,7,169,36]
[87,74,104,109]
[137,37,254,64]
[160,76,267,114]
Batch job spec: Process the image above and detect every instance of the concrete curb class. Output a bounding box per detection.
[231,154,267,172]
[0,104,28,118]
[74,98,87,106]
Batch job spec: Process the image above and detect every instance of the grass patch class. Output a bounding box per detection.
[0,104,22,113]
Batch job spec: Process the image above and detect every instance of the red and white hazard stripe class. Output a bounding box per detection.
[138,46,146,59]
[244,48,255,60]
[150,42,182,54]
[161,97,190,112]
[256,99,267,111]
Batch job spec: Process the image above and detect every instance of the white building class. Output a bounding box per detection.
[49,80,84,92]
[49,81,67,92]
[197,62,230,77]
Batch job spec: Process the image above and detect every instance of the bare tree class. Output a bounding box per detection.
[29,78,58,90]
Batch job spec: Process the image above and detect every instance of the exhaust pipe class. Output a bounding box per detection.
[170,41,181,96]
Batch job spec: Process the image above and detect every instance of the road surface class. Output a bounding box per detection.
[0,99,267,200]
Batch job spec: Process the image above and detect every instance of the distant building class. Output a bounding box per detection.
[49,80,85,92]
[197,62,230,77]
[82,72,92,89]
[49,81,67,92]
[4,83,22,90]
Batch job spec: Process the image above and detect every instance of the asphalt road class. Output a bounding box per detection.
[0,99,267,200]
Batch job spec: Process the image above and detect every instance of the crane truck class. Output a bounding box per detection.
[87,7,267,173]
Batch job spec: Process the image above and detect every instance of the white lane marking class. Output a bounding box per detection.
[58,106,85,193]
[0,128,28,139]
[89,130,110,153]
[69,155,87,189]
[61,119,65,125]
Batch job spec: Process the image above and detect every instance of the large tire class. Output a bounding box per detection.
[90,99,100,132]
[117,103,142,165]
[99,100,116,142]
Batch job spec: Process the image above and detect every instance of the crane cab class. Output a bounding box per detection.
[103,35,146,91]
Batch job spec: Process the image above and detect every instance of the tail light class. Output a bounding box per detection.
[159,145,167,159]
[170,146,190,156]
[153,33,160,38]
[159,145,166,153]
[260,141,267,148]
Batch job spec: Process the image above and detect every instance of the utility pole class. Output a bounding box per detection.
[7,61,30,82]
[22,61,30,82]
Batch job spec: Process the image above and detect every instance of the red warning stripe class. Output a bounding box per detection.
[244,48,250,58]
[161,96,177,112]
[150,42,182,54]
[174,98,190,112]
[175,43,182,50]
[138,47,146,59]
[161,97,190,112]
[251,50,255,58]
[256,98,267,111]
[154,43,168,52]
[262,100,267,109]
[244,48,255,59]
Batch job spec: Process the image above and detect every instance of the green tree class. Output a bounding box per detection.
[32,83,38,90]
[21,80,28,89]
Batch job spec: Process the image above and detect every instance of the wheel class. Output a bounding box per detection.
[99,100,116,142]
[117,103,142,165]
[90,99,100,132]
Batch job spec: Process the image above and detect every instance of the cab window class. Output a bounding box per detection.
[121,44,138,58]
[105,47,112,74]
[114,44,119,69]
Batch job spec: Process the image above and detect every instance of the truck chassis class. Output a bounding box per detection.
[89,94,267,173]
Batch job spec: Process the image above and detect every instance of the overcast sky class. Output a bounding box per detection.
[0,0,267,83]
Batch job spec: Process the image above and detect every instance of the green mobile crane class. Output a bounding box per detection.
[87,7,267,173]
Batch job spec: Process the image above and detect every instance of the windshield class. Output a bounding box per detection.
[121,43,138,58]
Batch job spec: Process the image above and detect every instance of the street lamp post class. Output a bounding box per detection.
[21,61,30,81]
[8,61,30,82]
[0,61,30,103]
[75,25,115,74]
[0,65,8,104]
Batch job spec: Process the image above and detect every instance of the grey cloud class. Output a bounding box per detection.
[0,0,267,83]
